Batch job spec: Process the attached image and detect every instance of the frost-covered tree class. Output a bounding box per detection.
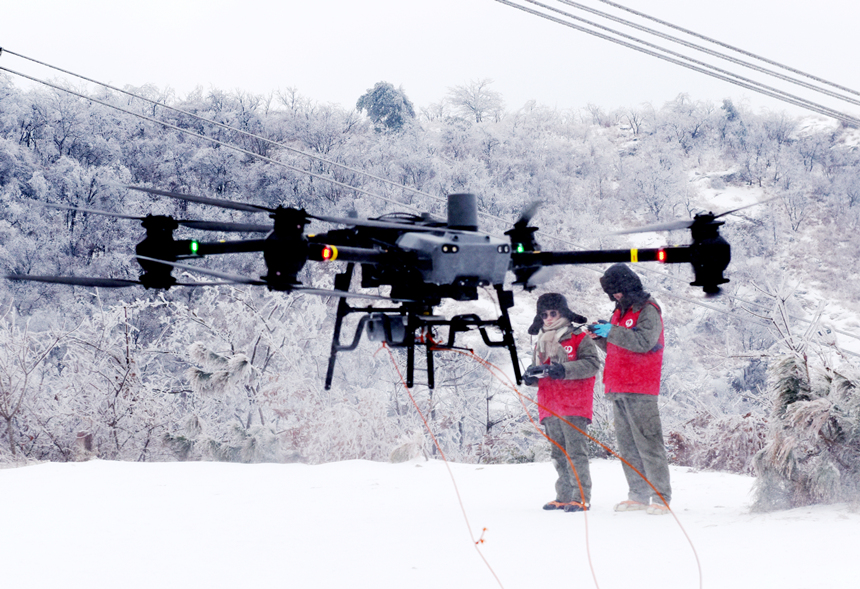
[356,81,415,132]
[753,356,859,510]
[752,292,860,510]
[2,76,860,470]
[0,306,64,457]
[447,79,505,123]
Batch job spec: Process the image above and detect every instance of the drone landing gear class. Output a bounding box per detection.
[323,266,523,390]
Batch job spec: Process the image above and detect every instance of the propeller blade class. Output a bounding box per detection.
[291,286,408,302]
[613,196,781,235]
[40,201,271,232]
[713,196,781,219]
[124,185,271,214]
[611,218,696,235]
[40,202,143,221]
[309,214,442,233]
[125,186,445,233]
[174,281,239,287]
[525,266,555,287]
[516,200,542,226]
[135,256,409,300]
[177,221,272,232]
[134,256,266,285]
[6,274,141,288]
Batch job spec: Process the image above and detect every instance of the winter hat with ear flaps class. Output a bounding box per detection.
[600,263,644,298]
[527,293,587,335]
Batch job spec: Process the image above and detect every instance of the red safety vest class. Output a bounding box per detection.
[537,331,596,422]
[603,302,664,395]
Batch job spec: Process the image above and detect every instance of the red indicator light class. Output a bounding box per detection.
[657,249,667,263]
[320,245,338,261]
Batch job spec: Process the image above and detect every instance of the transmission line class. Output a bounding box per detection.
[553,0,860,108]
[495,0,860,125]
[2,47,857,351]
[0,47,448,207]
[595,0,860,98]
[0,48,557,237]
[0,64,430,215]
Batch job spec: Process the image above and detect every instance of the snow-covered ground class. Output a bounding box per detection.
[2,458,857,589]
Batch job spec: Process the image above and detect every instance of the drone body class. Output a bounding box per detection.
[8,188,743,389]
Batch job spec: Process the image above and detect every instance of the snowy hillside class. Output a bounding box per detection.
[2,458,858,589]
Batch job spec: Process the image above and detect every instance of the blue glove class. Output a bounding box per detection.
[589,322,611,338]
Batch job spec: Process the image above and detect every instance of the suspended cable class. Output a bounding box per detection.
[594,0,860,98]
[0,64,432,216]
[0,49,545,235]
[0,48,449,208]
[3,50,857,351]
[498,0,860,125]
[553,0,860,108]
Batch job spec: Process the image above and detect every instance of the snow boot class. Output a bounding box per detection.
[543,500,568,511]
[646,503,671,515]
[614,500,648,512]
[562,501,589,513]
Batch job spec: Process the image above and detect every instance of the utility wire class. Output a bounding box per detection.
[0,48,449,208]
[0,52,547,247]
[553,0,860,109]
[0,64,428,216]
[498,0,860,126]
[3,52,858,350]
[595,0,860,98]
[0,48,549,237]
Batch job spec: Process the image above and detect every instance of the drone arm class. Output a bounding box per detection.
[514,242,729,294]
[184,239,269,256]
[512,246,692,268]
[307,244,391,265]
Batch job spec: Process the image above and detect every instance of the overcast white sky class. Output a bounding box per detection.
[2,0,859,118]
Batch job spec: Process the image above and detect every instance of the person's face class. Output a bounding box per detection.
[541,309,561,324]
[613,293,623,301]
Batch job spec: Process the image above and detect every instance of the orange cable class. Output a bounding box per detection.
[455,349,704,589]
[453,350,600,589]
[375,343,506,589]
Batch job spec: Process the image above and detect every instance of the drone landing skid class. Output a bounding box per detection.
[324,265,522,390]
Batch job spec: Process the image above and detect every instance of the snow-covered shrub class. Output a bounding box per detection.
[752,356,860,511]
[668,411,767,475]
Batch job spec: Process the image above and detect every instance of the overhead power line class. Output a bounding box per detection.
[0,48,447,208]
[0,64,428,215]
[595,0,860,98]
[494,0,860,126]
[0,48,561,239]
[1,47,858,351]
[554,0,860,109]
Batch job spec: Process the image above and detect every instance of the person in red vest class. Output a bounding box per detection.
[523,293,600,512]
[589,263,672,515]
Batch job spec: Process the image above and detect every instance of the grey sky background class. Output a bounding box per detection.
[2,0,859,119]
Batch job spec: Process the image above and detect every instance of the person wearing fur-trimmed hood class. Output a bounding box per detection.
[589,263,672,515]
[523,293,600,513]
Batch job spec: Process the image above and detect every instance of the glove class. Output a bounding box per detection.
[546,362,566,380]
[523,365,546,385]
[589,322,611,338]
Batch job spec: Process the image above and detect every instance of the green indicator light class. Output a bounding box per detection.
[515,243,525,253]
[190,240,199,254]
